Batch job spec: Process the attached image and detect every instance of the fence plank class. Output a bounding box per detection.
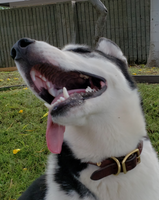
[145,0,150,60]
[0,1,150,68]
[140,0,146,63]
[136,0,142,63]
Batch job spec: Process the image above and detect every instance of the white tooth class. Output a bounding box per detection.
[42,76,46,81]
[60,97,65,101]
[85,86,92,92]
[30,70,36,81]
[39,75,42,78]
[48,87,57,97]
[44,101,58,110]
[44,103,54,110]
[46,81,51,88]
[63,87,69,98]
[57,99,61,103]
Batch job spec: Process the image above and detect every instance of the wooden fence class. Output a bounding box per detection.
[0,0,150,68]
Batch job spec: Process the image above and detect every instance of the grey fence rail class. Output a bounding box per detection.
[0,0,150,68]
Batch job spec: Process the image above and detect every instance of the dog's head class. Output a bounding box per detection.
[11,38,146,157]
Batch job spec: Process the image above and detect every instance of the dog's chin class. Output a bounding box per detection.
[51,110,87,127]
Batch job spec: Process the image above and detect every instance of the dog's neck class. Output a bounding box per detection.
[64,110,146,163]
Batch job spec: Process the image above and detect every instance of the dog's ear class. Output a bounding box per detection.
[96,37,127,64]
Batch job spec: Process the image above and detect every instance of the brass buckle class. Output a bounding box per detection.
[111,157,121,176]
[122,148,141,174]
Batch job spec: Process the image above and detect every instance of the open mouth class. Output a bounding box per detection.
[28,63,107,154]
[29,63,107,112]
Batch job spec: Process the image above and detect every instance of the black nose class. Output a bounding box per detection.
[10,38,35,60]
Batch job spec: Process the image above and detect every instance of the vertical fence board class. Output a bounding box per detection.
[122,0,128,58]
[60,4,67,45]
[51,5,57,46]
[127,0,133,63]
[78,3,84,44]
[114,0,119,46]
[105,0,110,40]
[89,1,95,46]
[131,0,137,62]
[0,11,6,67]
[140,0,146,63]
[109,0,115,42]
[64,3,70,43]
[3,11,11,67]
[85,2,91,46]
[136,0,142,63]
[145,0,150,59]
[0,1,150,68]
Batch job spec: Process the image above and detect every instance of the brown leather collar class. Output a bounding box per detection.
[88,140,143,181]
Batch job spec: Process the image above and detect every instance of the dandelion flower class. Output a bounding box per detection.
[14,78,19,80]
[13,149,21,154]
[132,73,137,75]
[23,87,28,90]
[0,79,3,82]
[19,110,23,113]
[7,78,10,81]
[23,168,27,171]
[41,112,48,119]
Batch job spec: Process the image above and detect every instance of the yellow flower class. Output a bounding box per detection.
[23,87,28,90]
[19,110,23,113]
[41,112,48,119]
[14,78,19,80]
[23,168,27,171]
[132,73,137,75]
[0,79,3,82]
[139,69,142,71]
[13,149,21,154]
[7,78,10,81]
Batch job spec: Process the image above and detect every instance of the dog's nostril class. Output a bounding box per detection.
[10,47,17,59]
[19,38,35,48]
[10,38,35,60]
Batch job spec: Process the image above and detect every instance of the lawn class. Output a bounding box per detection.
[0,88,49,200]
[0,69,159,200]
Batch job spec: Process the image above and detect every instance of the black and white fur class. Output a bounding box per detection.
[11,37,159,200]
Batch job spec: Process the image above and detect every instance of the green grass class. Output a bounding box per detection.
[128,64,159,75]
[138,84,159,151]
[0,71,25,88]
[0,74,159,199]
[0,88,49,200]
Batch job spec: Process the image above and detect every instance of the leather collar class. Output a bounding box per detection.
[88,140,143,181]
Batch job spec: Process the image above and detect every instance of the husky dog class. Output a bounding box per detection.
[11,37,159,200]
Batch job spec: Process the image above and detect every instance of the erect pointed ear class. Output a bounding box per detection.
[96,37,127,64]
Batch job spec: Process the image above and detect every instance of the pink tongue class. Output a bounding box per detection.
[45,89,85,154]
[46,110,65,154]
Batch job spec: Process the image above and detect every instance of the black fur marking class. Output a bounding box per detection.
[18,175,47,200]
[68,47,92,54]
[95,50,136,89]
[54,142,95,199]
